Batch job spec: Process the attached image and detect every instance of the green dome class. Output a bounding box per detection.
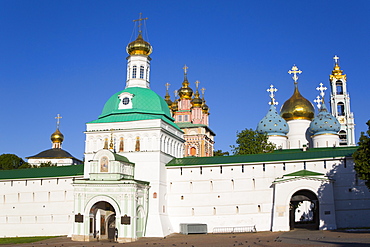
[89,87,179,130]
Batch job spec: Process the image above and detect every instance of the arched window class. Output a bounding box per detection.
[140,66,144,79]
[339,130,347,145]
[336,80,343,95]
[190,147,196,156]
[132,65,137,78]
[135,137,140,151]
[337,102,345,116]
[119,137,124,152]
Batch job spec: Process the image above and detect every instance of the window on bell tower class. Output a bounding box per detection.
[337,102,345,116]
[336,80,343,95]
[140,66,144,79]
[132,66,137,78]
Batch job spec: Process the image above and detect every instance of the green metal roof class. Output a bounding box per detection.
[0,164,84,180]
[88,87,181,131]
[284,170,324,176]
[167,146,357,167]
[112,152,134,164]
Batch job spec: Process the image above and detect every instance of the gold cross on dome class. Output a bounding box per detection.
[133,13,148,33]
[165,82,171,91]
[333,55,340,64]
[288,65,302,84]
[314,95,322,109]
[183,65,188,74]
[267,84,278,105]
[55,114,62,129]
[195,80,200,89]
[316,82,327,98]
[201,87,206,97]
[174,90,178,98]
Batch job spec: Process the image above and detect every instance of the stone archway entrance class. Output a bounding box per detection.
[89,201,116,241]
[289,190,319,230]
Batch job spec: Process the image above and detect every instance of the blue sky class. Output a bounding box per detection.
[1,1,370,160]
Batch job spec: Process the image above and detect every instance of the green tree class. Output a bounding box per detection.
[39,161,56,167]
[213,149,229,156]
[0,154,30,170]
[353,120,370,189]
[231,128,275,155]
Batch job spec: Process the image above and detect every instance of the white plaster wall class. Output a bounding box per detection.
[0,176,81,237]
[312,134,339,148]
[286,120,311,149]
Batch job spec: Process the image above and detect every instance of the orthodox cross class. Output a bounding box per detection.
[174,90,178,99]
[316,82,327,98]
[165,82,170,92]
[55,114,62,129]
[201,87,206,98]
[195,80,200,90]
[333,55,340,64]
[288,65,302,84]
[133,13,148,33]
[267,84,278,105]
[314,95,322,109]
[183,65,188,75]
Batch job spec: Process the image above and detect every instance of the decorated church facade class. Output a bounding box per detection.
[0,17,368,242]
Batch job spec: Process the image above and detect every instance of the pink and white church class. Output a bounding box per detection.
[0,16,368,242]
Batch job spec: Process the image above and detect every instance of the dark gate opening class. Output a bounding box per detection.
[289,190,319,230]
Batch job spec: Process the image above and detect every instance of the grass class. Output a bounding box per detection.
[0,236,59,245]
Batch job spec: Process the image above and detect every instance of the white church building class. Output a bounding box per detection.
[0,17,369,242]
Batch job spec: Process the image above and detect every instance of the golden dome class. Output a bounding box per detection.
[51,128,64,144]
[280,86,314,121]
[171,99,179,112]
[126,32,152,56]
[178,76,193,100]
[191,89,203,107]
[330,63,346,80]
[165,93,173,109]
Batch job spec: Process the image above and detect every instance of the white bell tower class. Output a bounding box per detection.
[329,55,356,146]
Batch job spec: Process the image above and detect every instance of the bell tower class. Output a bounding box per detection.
[329,55,356,146]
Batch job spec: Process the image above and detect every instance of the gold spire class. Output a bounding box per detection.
[191,80,203,107]
[201,87,209,113]
[164,82,173,108]
[330,55,346,80]
[280,66,314,121]
[51,114,64,148]
[178,65,193,100]
[126,13,152,56]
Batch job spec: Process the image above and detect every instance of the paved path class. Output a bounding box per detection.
[4,229,370,247]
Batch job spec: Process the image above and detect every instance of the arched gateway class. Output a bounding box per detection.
[72,149,149,243]
[289,190,319,230]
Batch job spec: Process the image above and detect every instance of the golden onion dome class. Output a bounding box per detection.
[126,32,152,56]
[202,100,209,113]
[171,99,179,112]
[51,128,64,144]
[280,85,314,121]
[178,76,193,100]
[164,93,173,109]
[191,90,203,107]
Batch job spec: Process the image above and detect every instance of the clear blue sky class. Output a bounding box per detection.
[1,0,370,160]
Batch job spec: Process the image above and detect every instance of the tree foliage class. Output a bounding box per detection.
[213,149,229,156]
[0,154,30,170]
[231,128,276,155]
[353,120,370,189]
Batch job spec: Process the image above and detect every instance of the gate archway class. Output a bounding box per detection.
[289,190,319,230]
[89,201,116,241]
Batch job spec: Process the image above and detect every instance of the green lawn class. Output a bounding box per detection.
[0,236,59,245]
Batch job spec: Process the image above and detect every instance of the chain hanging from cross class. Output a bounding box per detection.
[267,84,278,105]
[288,65,302,84]
[133,13,148,34]
[55,114,62,129]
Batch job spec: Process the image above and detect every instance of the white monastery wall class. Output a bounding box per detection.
[0,176,81,237]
